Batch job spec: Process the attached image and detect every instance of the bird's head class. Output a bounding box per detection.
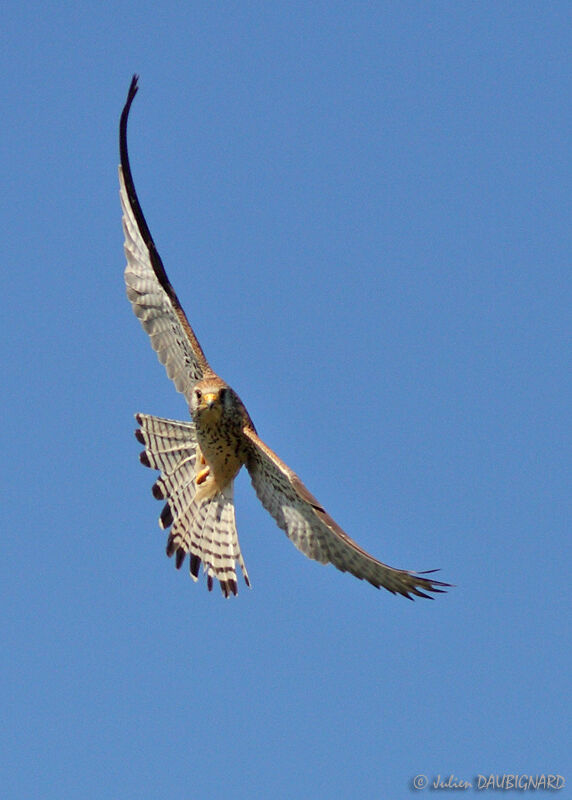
[190,378,238,426]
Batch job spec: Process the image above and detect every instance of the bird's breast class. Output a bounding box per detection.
[196,418,248,489]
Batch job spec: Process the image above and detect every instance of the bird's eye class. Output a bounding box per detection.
[195,388,202,400]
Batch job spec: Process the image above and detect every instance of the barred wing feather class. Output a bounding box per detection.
[244,429,449,599]
[119,76,212,404]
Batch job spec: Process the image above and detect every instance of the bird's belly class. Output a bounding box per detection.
[208,449,243,486]
[196,425,246,492]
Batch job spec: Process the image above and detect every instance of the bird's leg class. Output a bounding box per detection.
[196,448,210,485]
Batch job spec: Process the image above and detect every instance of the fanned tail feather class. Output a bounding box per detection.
[135,413,250,596]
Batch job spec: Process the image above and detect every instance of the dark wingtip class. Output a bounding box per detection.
[408,570,453,601]
[189,554,201,578]
[412,589,433,600]
[416,568,453,589]
[128,74,139,102]
[166,535,176,558]
[220,579,237,598]
[139,451,151,468]
[160,503,173,529]
[175,548,186,569]
[135,428,145,444]
[120,75,139,163]
[152,480,165,500]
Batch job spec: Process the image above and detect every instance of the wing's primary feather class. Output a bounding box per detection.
[119,75,213,402]
[244,428,450,599]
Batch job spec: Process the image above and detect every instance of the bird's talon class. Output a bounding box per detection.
[196,466,210,485]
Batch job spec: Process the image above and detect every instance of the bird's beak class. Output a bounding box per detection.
[202,392,218,408]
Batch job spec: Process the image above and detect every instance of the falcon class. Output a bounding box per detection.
[119,75,451,600]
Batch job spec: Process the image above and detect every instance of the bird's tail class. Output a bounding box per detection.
[135,413,250,596]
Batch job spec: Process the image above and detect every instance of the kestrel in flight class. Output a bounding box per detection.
[120,75,451,600]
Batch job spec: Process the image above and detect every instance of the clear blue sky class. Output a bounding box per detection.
[2,3,570,798]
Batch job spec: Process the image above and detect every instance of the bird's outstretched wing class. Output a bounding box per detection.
[244,428,450,599]
[119,75,214,402]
